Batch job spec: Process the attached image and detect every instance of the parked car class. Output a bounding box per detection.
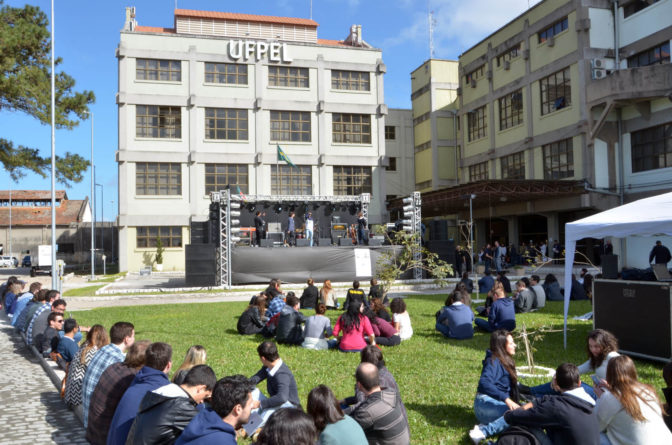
[21,255,31,267]
[0,256,14,268]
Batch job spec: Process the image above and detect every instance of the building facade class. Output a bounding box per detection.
[117,8,392,272]
[383,108,415,201]
[426,0,672,266]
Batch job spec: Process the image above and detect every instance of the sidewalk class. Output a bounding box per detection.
[0,318,87,444]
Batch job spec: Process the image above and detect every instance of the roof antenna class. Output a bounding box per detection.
[428,6,436,58]
[175,0,177,11]
[310,0,313,20]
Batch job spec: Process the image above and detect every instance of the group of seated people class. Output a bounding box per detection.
[237,278,413,352]
[469,328,672,444]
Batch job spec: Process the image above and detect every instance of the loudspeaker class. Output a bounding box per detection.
[339,238,354,246]
[296,239,311,247]
[190,221,210,244]
[368,238,383,246]
[318,238,332,247]
[260,239,274,248]
[185,244,217,287]
[427,239,456,264]
[601,254,618,279]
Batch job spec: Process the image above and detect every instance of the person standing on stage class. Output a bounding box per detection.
[305,212,314,247]
[287,212,296,247]
[357,212,368,246]
[254,211,265,247]
[649,240,671,266]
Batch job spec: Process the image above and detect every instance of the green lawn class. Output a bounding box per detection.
[70,296,665,444]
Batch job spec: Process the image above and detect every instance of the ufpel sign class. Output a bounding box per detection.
[228,40,293,63]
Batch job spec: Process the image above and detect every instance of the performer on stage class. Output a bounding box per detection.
[305,212,314,247]
[357,212,368,246]
[287,212,296,247]
[254,211,266,246]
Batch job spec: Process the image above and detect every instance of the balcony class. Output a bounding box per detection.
[586,63,672,106]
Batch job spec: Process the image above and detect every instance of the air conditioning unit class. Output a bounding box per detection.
[591,68,607,80]
[523,49,530,60]
[547,35,555,47]
[470,79,477,88]
[504,60,511,70]
[591,58,607,69]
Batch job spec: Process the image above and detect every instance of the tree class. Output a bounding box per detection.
[0,0,95,184]
[154,236,164,265]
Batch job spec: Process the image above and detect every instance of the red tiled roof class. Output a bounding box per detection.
[0,190,67,200]
[135,25,175,33]
[174,9,319,27]
[0,199,87,226]
[317,39,350,47]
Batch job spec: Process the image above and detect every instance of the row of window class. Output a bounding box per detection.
[135,163,374,196]
[136,107,375,144]
[467,67,571,141]
[468,138,575,181]
[137,59,371,91]
[627,41,670,68]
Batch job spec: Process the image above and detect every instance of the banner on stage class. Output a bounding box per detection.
[354,248,372,277]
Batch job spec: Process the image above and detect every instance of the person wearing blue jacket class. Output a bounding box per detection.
[473,330,520,426]
[436,291,474,339]
[107,342,173,445]
[176,375,255,445]
[474,288,515,332]
[477,271,495,295]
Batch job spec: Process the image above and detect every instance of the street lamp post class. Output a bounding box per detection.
[95,182,104,261]
[50,0,57,289]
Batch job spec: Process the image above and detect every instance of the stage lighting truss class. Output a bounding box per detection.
[402,191,423,280]
[211,192,371,287]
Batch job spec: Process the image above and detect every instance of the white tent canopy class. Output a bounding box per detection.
[563,191,672,347]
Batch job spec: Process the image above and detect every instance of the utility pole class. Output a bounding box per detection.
[50,0,58,289]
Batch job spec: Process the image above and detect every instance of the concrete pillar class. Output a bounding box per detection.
[545,213,560,244]
[507,216,519,248]
[475,219,487,250]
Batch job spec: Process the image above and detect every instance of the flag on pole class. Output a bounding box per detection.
[236,185,247,202]
[277,145,296,167]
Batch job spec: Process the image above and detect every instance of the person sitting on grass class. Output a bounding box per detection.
[496,271,512,294]
[469,362,599,445]
[320,279,338,310]
[542,273,563,301]
[237,295,268,335]
[472,330,521,429]
[368,278,387,305]
[363,306,401,347]
[390,298,413,341]
[300,278,319,309]
[265,287,286,319]
[307,385,367,445]
[436,291,474,340]
[474,287,515,333]
[370,297,392,322]
[276,293,307,345]
[172,345,207,385]
[529,275,546,309]
[301,304,335,350]
[333,299,376,352]
[57,318,80,363]
[460,272,474,294]
[512,278,535,313]
[175,375,255,445]
[478,270,495,295]
[254,408,318,445]
[344,280,366,311]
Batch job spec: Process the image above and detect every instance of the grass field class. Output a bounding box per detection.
[70,295,665,444]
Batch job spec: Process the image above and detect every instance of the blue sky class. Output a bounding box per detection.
[3,0,541,221]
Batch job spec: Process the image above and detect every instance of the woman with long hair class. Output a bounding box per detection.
[307,385,367,444]
[1,276,19,309]
[362,306,400,347]
[302,304,335,350]
[237,295,268,335]
[172,345,207,384]
[596,355,672,444]
[254,408,317,445]
[3,281,24,315]
[542,273,563,301]
[332,299,375,352]
[473,330,520,425]
[64,324,109,408]
[320,280,337,309]
[370,298,391,322]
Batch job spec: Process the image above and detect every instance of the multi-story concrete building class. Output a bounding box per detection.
[116,8,393,272]
[383,108,415,201]
[410,0,671,266]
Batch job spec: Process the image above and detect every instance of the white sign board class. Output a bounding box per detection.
[37,245,52,267]
[354,248,372,277]
[228,40,292,63]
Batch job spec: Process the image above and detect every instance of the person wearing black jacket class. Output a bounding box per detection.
[650,240,672,265]
[275,294,306,345]
[125,365,216,445]
[237,296,268,335]
[368,278,387,305]
[254,211,265,246]
[299,279,319,309]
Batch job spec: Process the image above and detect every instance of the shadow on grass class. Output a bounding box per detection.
[406,402,474,428]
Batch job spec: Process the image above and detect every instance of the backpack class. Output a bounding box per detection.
[496,426,541,445]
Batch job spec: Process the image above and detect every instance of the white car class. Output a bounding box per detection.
[0,256,14,268]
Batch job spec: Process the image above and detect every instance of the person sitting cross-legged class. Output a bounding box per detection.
[436,290,474,339]
[474,287,515,332]
[301,304,336,350]
[343,281,366,311]
[275,293,307,346]
[513,278,535,313]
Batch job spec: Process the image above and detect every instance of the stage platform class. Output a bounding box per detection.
[231,245,402,284]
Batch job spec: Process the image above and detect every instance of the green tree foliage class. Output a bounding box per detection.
[154,236,164,265]
[0,0,95,184]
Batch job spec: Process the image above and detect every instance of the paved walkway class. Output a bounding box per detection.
[0,318,88,444]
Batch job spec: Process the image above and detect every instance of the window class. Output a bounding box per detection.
[496,44,522,67]
[205,164,249,194]
[413,112,430,126]
[136,105,181,139]
[137,226,182,248]
[268,66,309,88]
[205,108,248,140]
[204,63,248,85]
[538,17,568,43]
[136,59,181,81]
[331,70,370,91]
[631,123,672,173]
[467,105,487,142]
[499,89,524,130]
[332,114,371,144]
[624,0,660,18]
[540,68,571,115]
[543,138,574,179]
[465,65,485,84]
[385,126,396,140]
[386,157,397,171]
[414,141,431,153]
[271,165,312,194]
[627,41,670,68]
[136,162,181,195]
[334,166,373,195]
[270,111,311,142]
[469,162,489,181]
[500,152,525,179]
